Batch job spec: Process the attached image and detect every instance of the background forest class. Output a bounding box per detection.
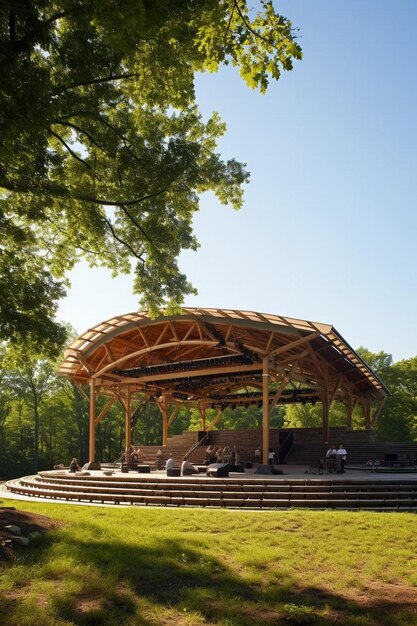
[0,338,415,480]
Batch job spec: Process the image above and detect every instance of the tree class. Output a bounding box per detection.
[375,356,417,441]
[0,1,302,344]
[2,343,59,471]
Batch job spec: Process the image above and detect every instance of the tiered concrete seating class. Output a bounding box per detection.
[6,472,417,511]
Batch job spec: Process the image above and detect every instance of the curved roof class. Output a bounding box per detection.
[58,308,388,404]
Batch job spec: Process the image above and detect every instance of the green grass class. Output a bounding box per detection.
[1,498,417,625]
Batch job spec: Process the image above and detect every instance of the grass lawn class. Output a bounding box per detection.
[0,498,416,625]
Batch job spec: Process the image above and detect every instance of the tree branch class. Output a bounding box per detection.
[102,216,145,262]
[233,0,270,46]
[45,216,100,256]
[54,72,137,94]
[49,128,92,170]
[119,206,153,243]
[57,111,149,169]
[52,121,106,153]
[224,3,235,41]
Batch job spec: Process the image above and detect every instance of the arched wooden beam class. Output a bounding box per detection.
[92,340,219,379]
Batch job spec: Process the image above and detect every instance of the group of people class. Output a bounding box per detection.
[325,444,347,473]
[165,453,197,475]
[204,445,240,465]
[120,446,144,465]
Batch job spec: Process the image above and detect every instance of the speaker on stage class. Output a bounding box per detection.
[207,463,230,478]
[167,468,181,477]
[254,464,284,475]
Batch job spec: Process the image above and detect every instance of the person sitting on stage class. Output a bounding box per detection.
[129,445,138,464]
[165,454,176,471]
[181,455,197,475]
[155,449,164,470]
[223,445,231,464]
[69,457,80,472]
[215,447,223,463]
[336,444,347,473]
[233,446,241,465]
[135,448,144,463]
[366,457,375,470]
[204,446,213,465]
[325,446,337,473]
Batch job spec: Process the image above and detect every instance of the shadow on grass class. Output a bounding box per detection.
[1,518,417,626]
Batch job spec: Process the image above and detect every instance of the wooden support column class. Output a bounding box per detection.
[199,404,207,431]
[125,388,132,458]
[89,378,96,463]
[262,356,270,465]
[161,395,168,446]
[321,388,330,443]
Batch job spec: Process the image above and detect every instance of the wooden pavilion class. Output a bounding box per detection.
[58,308,389,466]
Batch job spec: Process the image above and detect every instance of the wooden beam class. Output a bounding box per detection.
[104,343,114,363]
[329,376,343,405]
[183,323,197,341]
[266,332,275,353]
[262,356,270,464]
[199,405,207,430]
[125,389,132,455]
[168,405,179,429]
[94,397,116,426]
[92,340,220,379]
[137,326,149,348]
[89,379,96,462]
[77,384,89,402]
[133,362,262,383]
[76,352,95,375]
[154,322,170,347]
[114,391,127,412]
[169,322,179,341]
[271,332,320,357]
[306,343,327,378]
[206,409,223,432]
[268,376,289,415]
[321,388,330,443]
[160,395,169,445]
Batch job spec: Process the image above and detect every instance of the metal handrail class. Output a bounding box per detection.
[185,432,208,458]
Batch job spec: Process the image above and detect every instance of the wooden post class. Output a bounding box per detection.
[199,405,207,431]
[262,356,270,464]
[322,388,330,443]
[125,388,131,458]
[161,395,168,446]
[89,378,96,463]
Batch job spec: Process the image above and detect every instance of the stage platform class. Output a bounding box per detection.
[3,465,417,511]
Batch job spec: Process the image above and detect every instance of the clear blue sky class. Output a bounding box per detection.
[57,0,417,363]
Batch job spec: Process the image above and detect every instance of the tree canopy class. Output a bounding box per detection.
[0,0,302,349]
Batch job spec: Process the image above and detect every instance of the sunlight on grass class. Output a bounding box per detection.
[1,501,417,625]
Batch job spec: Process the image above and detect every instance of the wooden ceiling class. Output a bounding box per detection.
[58,308,389,406]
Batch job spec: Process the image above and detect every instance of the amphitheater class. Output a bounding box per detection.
[4,427,417,511]
[4,308,417,512]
